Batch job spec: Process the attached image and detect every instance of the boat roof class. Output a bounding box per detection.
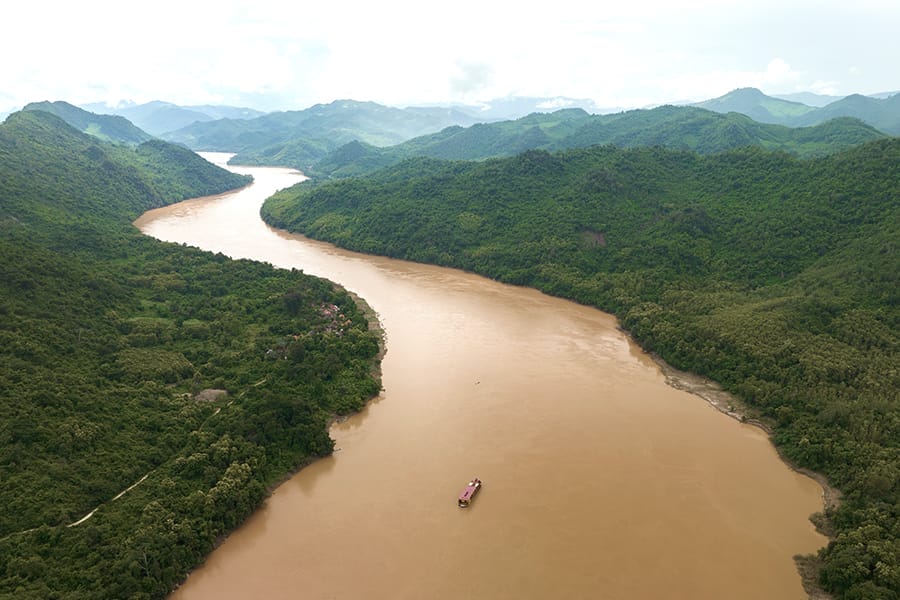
[459,479,480,501]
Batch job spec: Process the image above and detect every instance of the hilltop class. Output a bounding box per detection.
[23,101,154,145]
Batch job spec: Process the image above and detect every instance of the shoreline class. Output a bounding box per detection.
[174,288,388,596]
[643,348,838,600]
[266,286,387,493]
[649,352,842,513]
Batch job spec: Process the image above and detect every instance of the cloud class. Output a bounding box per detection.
[760,58,801,87]
[450,63,495,98]
[810,80,841,96]
[649,58,805,102]
[1,0,897,113]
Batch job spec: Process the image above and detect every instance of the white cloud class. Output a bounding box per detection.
[809,80,841,96]
[1,0,898,113]
[760,58,801,87]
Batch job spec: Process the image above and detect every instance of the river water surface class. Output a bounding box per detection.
[135,154,826,599]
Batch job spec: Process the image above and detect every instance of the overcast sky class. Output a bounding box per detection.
[2,0,898,114]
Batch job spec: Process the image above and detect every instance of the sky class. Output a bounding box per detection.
[2,0,898,115]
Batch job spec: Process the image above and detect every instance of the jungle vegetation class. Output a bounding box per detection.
[263,139,900,599]
[0,110,382,598]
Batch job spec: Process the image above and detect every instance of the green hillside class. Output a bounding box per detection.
[309,105,886,179]
[0,111,381,598]
[23,101,154,145]
[263,140,900,599]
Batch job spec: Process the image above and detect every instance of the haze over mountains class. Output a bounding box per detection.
[6,87,895,138]
[693,88,900,134]
[81,100,266,137]
[9,88,896,181]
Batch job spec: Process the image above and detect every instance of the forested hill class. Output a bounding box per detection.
[23,101,154,145]
[307,104,886,179]
[262,140,900,599]
[0,110,381,598]
[1,110,250,224]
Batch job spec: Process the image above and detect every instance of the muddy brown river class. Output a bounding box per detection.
[135,154,826,599]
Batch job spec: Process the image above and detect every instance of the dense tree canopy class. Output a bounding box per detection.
[0,110,382,598]
[263,139,900,599]
[304,105,886,179]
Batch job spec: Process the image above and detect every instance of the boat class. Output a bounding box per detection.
[458,477,482,507]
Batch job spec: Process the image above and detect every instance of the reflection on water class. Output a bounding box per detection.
[137,155,826,600]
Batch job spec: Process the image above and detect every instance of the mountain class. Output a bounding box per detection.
[1,110,249,223]
[692,87,816,123]
[773,91,845,107]
[792,93,900,134]
[309,104,886,179]
[82,100,266,136]
[694,88,900,134]
[161,99,484,170]
[0,110,380,598]
[262,139,900,599]
[22,100,153,144]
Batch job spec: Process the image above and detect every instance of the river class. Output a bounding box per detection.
[135,154,826,599]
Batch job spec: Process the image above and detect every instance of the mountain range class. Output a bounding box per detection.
[159,88,898,174]
[693,87,900,133]
[81,100,266,136]
[299,106,886,179]
[12,88,898,179]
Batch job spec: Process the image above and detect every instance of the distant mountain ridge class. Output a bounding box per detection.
[693,88,816,124]
[772,91,845,107]
[23,100,153,145]
[307,104,886,179]
[17,90,897,177]
[81,100,266,136]
[694,87,900,134]
[161,99,485,171]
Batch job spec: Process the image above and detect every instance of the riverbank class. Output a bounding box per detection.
[650,353,842,512]
[171,287,388,597]
[647,350,838,600]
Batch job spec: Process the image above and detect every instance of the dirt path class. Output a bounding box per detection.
[67,473,151,528]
